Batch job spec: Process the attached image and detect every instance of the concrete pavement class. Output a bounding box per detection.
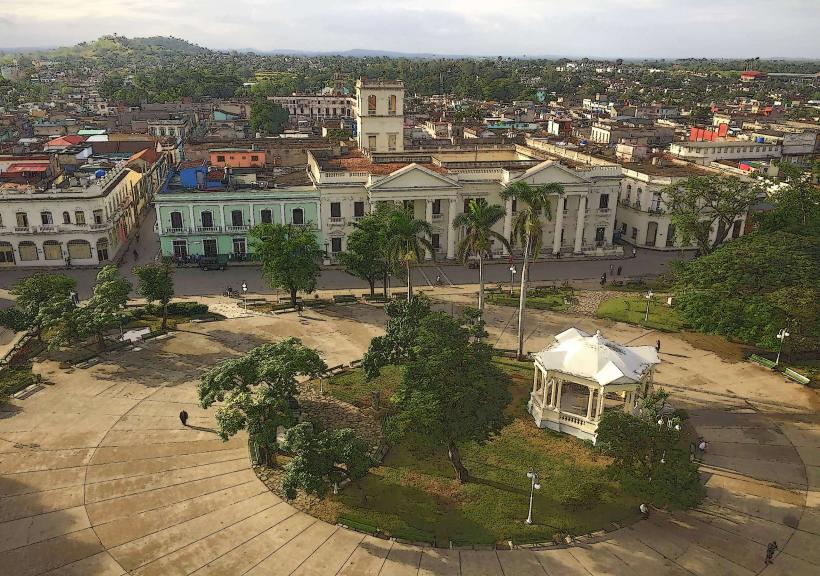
[1,303,818,575]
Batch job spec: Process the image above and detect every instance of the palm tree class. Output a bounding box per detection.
[453,199,510,316]
[500,181,564,359]
[385,207,435,302]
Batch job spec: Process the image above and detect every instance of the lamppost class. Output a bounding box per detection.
[509,265,517,295]
[242,281,248,310]
[525,468,541,525]
[775,327,790,367]
[644,290,654,322]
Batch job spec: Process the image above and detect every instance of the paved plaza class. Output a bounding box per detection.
[1,302,818,575]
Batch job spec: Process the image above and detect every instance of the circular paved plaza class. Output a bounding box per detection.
[1,304,819,575]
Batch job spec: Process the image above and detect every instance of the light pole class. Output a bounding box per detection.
[242,281,248,310]
[509,265,517,295]
[644,290,654,322]
[525,468,541,525]
[775,327,790,366]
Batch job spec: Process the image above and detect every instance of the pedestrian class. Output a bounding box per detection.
[600,273,607,286]
[697,438,708,459]
[609,264,614,274]
[639,503,649,518]
[617,265,622,276]
[133,249,139,261]
[655,339,661,352]
[765,541,778,565]
[65,256,71,269]
[631,247,637,258]
[179,410,189,426]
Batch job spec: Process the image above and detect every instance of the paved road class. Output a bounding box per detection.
[1,305,818,575]
[0,210,686,298]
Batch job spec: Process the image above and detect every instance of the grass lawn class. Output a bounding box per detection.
[0,365,41,400]
[309,359,641,546]
[486,287,574,312]
[597,295,686,332]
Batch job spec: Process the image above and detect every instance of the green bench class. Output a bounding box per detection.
[749,354,776,369]
[783,368,810,385]
[333,295,357,304]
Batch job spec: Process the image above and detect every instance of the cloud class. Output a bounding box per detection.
[0,0,817,58]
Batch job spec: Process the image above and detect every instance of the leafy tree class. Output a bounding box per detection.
[392,311,511,483]
[663,175,760,255]
[76,265,132,349]
[385,207,435,302]
[250,223,323,307]
[5,273,76,338]
[500,181,563,358]
[338,208,391,298]
[250,99,289,135]
[134,259,175,330]
[198,338,327,465]
[755,165,820,237]
[37,296,81,349]
[454,199,509,315]
[0,307,28,332]
[281,422,372,499]
[362,295,432,380]
[672,232,819,353]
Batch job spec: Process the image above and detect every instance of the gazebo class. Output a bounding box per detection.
[527,328,660,443]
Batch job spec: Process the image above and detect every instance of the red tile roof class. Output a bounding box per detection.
[5,162,49,173]
[127,147,160,165]
[44,135,86,148]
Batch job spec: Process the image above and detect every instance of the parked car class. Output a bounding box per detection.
[199,255,229,271]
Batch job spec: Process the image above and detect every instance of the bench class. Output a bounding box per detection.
[333,295,357,304]
[749,354,776,369]
[783,368,811,385]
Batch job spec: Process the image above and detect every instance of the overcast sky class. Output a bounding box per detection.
[1,0,818,58]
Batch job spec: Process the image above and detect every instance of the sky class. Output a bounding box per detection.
[1,0,819,58]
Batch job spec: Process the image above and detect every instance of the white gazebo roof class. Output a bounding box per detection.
[534,328,660,386]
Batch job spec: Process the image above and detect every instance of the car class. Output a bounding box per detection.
[199,255,229,271]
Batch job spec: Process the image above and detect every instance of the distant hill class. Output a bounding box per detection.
[17,35,211,60]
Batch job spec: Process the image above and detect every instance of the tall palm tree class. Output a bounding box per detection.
[500,181,564,359]
[453,199,510,316]
[385,207,435,302]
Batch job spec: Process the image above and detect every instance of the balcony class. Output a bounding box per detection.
[598,208,611,215]
[39,224,61,234]
[432,213,443,222]
[225,225,249,232]
[196,226,222,234]
[90,222,111,231]
[15,226,37,233]
[328,217,345,226]
[353,215,364,223]
[648,206,663,215]
[166,227,187,235]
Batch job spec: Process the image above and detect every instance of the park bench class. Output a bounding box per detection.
[244,298,267,306]
[332,294,357,304]
[783,368,810,385]
[363,294,387,302]
[749,354,777,369]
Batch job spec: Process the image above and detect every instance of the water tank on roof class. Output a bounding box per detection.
[755,137,765,143]
[94,169,105,179]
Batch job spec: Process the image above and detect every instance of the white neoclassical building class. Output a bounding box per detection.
[528,328,660,443]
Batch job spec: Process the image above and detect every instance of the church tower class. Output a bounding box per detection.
[355,78,404,153]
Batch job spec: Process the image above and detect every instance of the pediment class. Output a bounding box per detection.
[513,160,589,186]
[368,163,461,190]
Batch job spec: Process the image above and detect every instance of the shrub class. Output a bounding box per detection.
[555,475,606,511]
[146,302,209,316]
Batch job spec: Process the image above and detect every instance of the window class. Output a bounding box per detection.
[43,240,62,260]
[631,227,638,240]
[367,135,377,150]
[216,155,225,162]
[599,194,609,209]
[18,241,38,261]
[388,133,397,151]
[464,198,471,213]
[0,242,13,263]
[201,211,214,228]
[511,198,517,213]
[75,211,85,225]
[388,94,397,115]
[368,94,376,114]
[330,202,341,218]
[233,237,247,254]
[231,210,244,226]
[595,227,606,242]
[331,237,342,253]
[16,212,28,228]
[354,201,365,217]
[251,155,259,162]
[665,223,676,247]
[625,184,632,202]
[292,208,304,225]
[260,209,273,224]
[170,211,183,229]
[62,211,71,224]
[203,239,218,256]
[93,210,103,225]
[41,211,53,225]
[67,239,91,260]
[621,222,627,234]
[432,199,441,215]
[172,240,188,258]
[431,234,440,249]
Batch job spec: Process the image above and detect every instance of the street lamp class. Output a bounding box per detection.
[525,468,541,525]
[644,290,654,322]
[242,281,248,310]
[509,265,517,295]
[775,327,790,366]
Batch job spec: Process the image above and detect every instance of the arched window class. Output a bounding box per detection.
[62,211,71,224]
[170,211,183,229]
[67,239,92,259]
[260,209,273,224]
[43,240,62,260]
[18,241,38,261]
[367,94,376,114]
[292,208,304,225]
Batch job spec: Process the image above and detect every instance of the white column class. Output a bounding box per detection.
[532,366,539,394]
[447,199,457,259]
[425,199,434,260]
[555,380,563,412]
[503,198,513,255]
[248,203,255,227]
[586,387,595,419]
[596,389,605,420]
[154,204,163,235]
[188,205,196,232]
[280,203,286,225]
[574,196,586,254]
[552,197,564,254]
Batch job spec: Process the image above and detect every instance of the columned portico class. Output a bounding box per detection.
[552,196,564,254]
[574,195,586,254]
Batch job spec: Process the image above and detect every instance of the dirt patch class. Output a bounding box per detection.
[677,332,750,363]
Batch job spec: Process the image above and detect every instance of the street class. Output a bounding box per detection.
[0,209,688,298]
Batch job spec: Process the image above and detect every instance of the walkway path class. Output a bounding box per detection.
[1,305,818,575]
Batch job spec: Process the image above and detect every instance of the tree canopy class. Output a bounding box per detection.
[134,260,175,330]
[3,272,76,336]
[362,295,432,380]
[337,208,392,297]
[250,99,289,135]
[250,223,323,307]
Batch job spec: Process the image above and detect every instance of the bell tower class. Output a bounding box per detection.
[355,78,404,153]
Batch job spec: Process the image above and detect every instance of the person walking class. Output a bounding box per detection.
[617,265,622,276]
[631,247,637,258]
[765,541,778,565]
[639,503,649,518]
[656,339,661,353]
[600,273,607,286]
[179,410,189,426]
[609,263,614,274]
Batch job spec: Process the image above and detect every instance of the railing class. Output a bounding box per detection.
[39,224,61,233]
[90,222,111,231]
[648,206,663,214]
[598,208,611,214]
[196,226,222,233]
[14,226,36,233]
[225,225,249,232]
[166,227,187,235]
[353,215,364,222]
[559,413,588,427]
[329,217,345,225]
[432,214,443,222]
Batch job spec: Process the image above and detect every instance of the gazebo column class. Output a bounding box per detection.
[596,388,605,420]
[532,367,539,395]
[555,380,563,412]
[542,376,550,407]
[586,387,596,420]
